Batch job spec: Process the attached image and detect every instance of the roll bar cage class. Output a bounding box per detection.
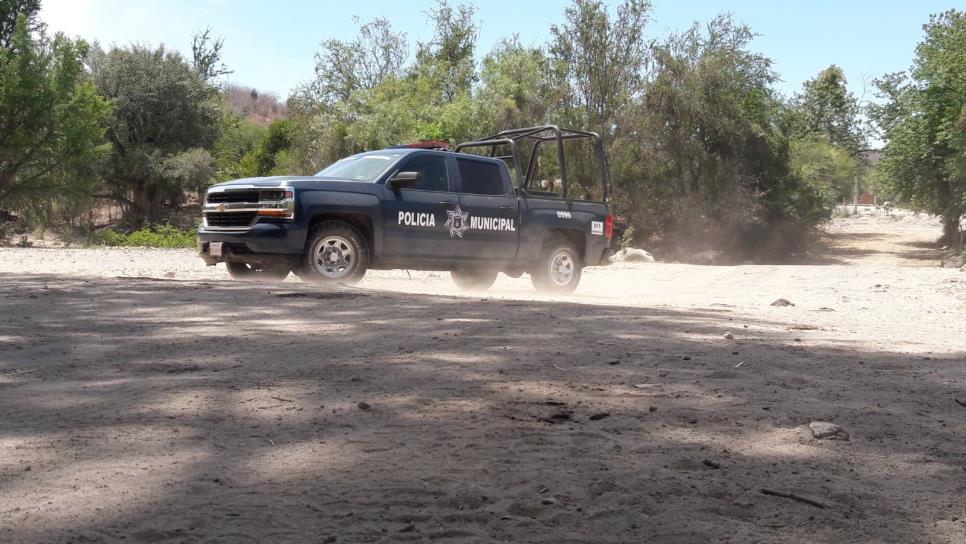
[454,125,611,202]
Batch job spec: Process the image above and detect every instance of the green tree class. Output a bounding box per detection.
[305,17,408,106]
[287,4,482,171]
[90,44,221,224]
[0,14,107,214]
[211,111,266,182]
[237,119,294,177]
[0,0,39,50]
[415,0,479,104]
[478,37,550,131]
[611,15,813,253]
[548,0,651,138]
[788,139,858,213]
[871,10,965,246]
[786,65,865,154]
[191,28,232,83]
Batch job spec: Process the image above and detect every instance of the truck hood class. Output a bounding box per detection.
[211,176,377,191]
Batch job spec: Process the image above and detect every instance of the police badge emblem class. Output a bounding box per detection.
[444,205,470,238]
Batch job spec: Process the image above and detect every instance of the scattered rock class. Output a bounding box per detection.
[771,298,795,307]
[611,248,655,263]
[809,421,850,441]
[542,411,573,424]
[163,271,176,279]
[357,402,371,411]
[588,412,610,421]
[702,459,722,469]
[649,406,658,412]
[398,523,415,533]
[723,332,735,340]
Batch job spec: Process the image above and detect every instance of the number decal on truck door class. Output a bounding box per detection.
[591,221,604,235]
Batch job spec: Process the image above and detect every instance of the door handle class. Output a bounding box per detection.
[498,205,516,210]
[438,201,454,205]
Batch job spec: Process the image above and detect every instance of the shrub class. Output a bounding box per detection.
[92,225,197,249]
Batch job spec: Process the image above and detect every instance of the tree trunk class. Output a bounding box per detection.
[130,181,161,225]
[936,178,961,248]
[942,214,962,249]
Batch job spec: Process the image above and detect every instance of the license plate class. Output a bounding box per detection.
[210,242,223,257]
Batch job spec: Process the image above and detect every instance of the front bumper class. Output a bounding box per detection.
[197,222,308,266]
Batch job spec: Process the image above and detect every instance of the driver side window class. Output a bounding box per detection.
[396,154,449,192]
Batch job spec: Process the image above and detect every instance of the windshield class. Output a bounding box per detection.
[315,152,402,182]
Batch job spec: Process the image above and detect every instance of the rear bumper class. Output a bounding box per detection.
[582,243,614,267]
[597,247,615,266]
[197,222,308,266]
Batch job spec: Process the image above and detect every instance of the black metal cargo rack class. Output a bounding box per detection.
[454,125,611,202]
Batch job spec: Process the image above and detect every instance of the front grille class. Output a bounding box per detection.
[205,212,257,228]
[207,191,259,204]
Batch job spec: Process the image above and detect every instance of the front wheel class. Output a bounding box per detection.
[451,269,498,291]
[298,220,369,285]
[226,262,290,280]
[530,237,582,294]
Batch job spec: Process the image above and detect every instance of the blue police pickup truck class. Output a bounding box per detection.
[197,126,613,293]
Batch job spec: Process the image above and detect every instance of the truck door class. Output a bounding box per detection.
[381,152,459,262]
[451,156,521,263]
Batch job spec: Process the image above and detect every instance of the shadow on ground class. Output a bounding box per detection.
[0,275,963,543]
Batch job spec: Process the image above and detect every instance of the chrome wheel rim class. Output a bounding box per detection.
[314,236,354,279]
[549,250,575,286]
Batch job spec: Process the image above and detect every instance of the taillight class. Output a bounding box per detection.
[604,215,613,239]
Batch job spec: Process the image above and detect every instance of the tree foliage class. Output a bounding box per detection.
[548,0,650,137]
[89,44,220,224]
[0,0,39,50]
[416,0,478,103]
[610,15,802,253]
[785,65,865,155]
[0,14,107,219]
[871,10,965,245]
[191,28,232,83]
[478,38,550,131]
[304,17,408,106]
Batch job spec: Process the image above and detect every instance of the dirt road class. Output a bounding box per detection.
[1,214,964,543]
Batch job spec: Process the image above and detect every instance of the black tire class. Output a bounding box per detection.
[298,220,369,285]
[226,262,290,280]
[530,236,582,294]
[450,269,498,291]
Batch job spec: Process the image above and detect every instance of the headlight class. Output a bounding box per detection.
[256,190,295,220]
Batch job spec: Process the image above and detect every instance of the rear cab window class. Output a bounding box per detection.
[456,158,507,196]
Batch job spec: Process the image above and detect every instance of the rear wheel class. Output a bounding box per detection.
[451,269,498,291]
[531,236,582,294]
[226,262,290,280]
[298,220,369,285]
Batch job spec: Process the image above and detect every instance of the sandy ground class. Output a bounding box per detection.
[1,213,964,543]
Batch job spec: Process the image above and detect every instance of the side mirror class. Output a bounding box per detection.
[386,171,421,190]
